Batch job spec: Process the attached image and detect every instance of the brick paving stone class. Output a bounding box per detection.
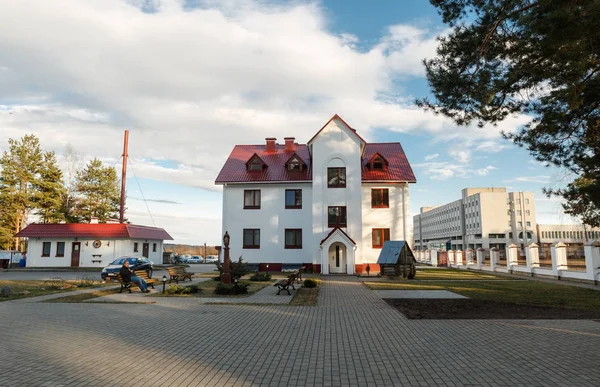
[0,276,599,386]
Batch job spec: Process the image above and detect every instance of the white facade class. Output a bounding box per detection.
[217,116,415,274]
[26,238,164,268]
[537,224,600,244]
[414,188,537,251]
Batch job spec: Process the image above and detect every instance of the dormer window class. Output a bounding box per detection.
[285,154,305,172]
[247,154,265,172]
[367,153,388,171]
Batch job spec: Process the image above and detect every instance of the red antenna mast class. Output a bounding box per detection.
[120,130,129,223]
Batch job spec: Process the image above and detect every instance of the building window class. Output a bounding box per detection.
[526,221,531,227]
[247,155,264,171]
[243,229,260,249]
[327,167,346,188]
[287,156,303,171]
[372,228,390,248]
[507,210,511,215]
[328,206,347,227]
[526,210,530,216]
[517,210,521,216]
[518,221,522,228]
[285,189,302,209]
[371,189,389,208]
[42,242,51,257]
[244,190,261,209]
[56,242,65,257]
[134,243,139,252]
[509,232,513,239]
[153,243,157,252]
[526,198,530,204]
[284,229,302,249]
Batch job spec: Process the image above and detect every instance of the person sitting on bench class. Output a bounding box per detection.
[120,260,150,293]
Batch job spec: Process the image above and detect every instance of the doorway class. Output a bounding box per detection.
[71,242,81,267]
[142,243,149,258]
[329,243,346,274]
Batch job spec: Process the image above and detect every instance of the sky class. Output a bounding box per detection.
[0,0,578,245]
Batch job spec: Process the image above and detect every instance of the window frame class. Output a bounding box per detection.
[285,189,302,209]
[371,188,389,208]
[372,228,390,248]
[284,229,302,249]
[327,167,346,188]
[152,243,157,252]
[56,242,65,257]
[42,242,51,257]
[243,229,260,249]
[134,242,139,252]
[327,206,347,228]
[243,190,261,209]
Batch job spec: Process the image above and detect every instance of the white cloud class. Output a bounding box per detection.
[415,161,498,180]
[474,166,497,176]
[507,176,552,184]
[424,153,439,161]
[449,150,470,164]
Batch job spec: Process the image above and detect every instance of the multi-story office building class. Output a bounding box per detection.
[414,188,537,251]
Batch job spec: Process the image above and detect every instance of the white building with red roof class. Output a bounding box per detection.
[215,115,416,274]
[16,223,173,268]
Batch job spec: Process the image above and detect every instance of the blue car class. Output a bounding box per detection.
[101,257,154,281]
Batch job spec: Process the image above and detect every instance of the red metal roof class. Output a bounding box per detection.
[15,223,173,240]
[320,227,357,246]
[362,143,416,182]
[215,144,312,183]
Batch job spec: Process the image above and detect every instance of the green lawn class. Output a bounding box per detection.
[409,268,509,280]
[0,278,112,302]
[365,279,600,311]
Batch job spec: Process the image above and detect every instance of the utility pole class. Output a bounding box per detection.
[120,130,129,223]
[204,242,207,260]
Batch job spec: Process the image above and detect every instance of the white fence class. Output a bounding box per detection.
[415,240,600,284]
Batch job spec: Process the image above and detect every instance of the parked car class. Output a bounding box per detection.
[101,257,154,280]
[187,255,204,264]
[204,255,218,263]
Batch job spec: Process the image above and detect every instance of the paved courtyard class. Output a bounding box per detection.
[0,276,599,386]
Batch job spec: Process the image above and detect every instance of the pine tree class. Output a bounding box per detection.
[33,152,67,223]
[418,0,600,226]
[73,158,121,222]
[0,135,43,250]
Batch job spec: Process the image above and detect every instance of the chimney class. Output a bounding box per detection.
[265,137,277,152]
[284,137,295,152]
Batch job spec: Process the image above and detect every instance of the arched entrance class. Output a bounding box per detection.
[329,243,346,274]
[319,227,356,275]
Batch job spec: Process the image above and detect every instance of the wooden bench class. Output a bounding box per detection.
[274,273,297,295]
[166,267,194,283]
[116,271,157,293]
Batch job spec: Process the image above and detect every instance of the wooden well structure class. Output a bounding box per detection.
[376,241,416,279]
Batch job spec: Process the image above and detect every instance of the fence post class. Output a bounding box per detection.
[551,242,568,272]
[527,243,539,269]
[430,249,438,267]
[476,248,484,267]
[490,247,498,271]
[584,240,600,283]
[455,250,463,266]
[507,244,519,269]
[448,250,455,266]
[466,248,474,265]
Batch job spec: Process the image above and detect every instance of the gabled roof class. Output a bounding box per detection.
[246,153,266,167]
[15,223,173,240]
[285,152,306,167]
[320,227,356,246]
[362,143,416,182]
[307,114,366,146]
[215,144,312,183]
[366,152,389,167]
[376,241,415,265]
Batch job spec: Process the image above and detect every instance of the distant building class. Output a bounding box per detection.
[16,223,173,268]
[414,188,537,251]
[536,224,600,258]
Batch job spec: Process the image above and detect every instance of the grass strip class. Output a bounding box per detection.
[289,287,319,306]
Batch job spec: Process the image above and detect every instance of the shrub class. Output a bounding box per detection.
[216,256,249,281]
[250,273,272,281]
[303,278,319,288]
[166,285,191,295]
[215,283,232,295]
[188,284,202,294]
[230,283,249,295]
[212,275,222,281]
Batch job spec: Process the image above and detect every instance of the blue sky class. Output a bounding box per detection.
[0,0,575,244]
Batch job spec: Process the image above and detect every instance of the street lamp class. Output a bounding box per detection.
[161,275,167,294]
[266,264,269,276]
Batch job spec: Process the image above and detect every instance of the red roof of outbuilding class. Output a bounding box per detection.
[15,223,173,240]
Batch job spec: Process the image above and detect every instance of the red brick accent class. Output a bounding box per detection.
[355,264,380,274]
[259,263,282,272]
[313,264,322,274]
